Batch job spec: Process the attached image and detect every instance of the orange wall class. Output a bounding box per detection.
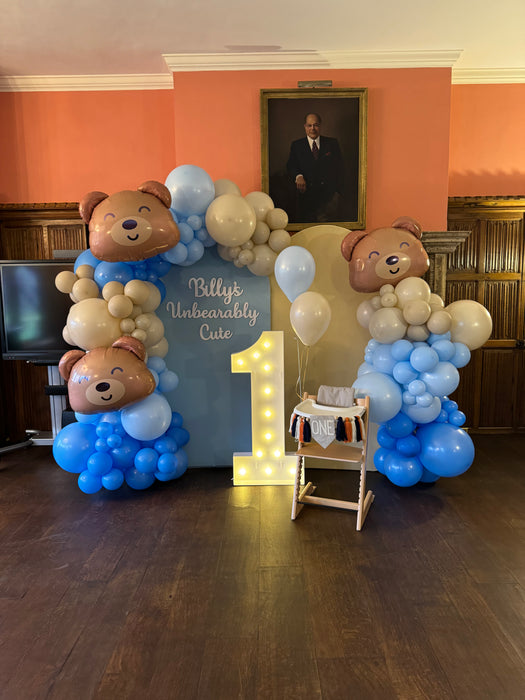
[0,68,453,230]
[449,83,525,196]
[0,90,176,202]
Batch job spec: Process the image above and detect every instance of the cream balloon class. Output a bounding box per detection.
[394,276,431,308]
[268,229,292,253]
[251,221,271,245]
[102,281,124,301]
[406,324,430,341]
[402,299,431,325]
[55,270,77,294]
[244,191,274,222]
[356,299,376,329]
[140,282,162,313]
[124,279,150,305]
[107,294,134,319]
[446,300,493,349]
[72,278,99,301]
[76,264,95,280]
[237,249,255,266]
[214,178,241,197]
[266,207,289,230]
[147,336,169,358]
[369,307,408,343]
[427,309,452,334]
[247,244,277,276]
[205,194,256,246]
[66,298,122,350]
[290,292,332,347]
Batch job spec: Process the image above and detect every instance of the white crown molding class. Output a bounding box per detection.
[163,49,463,72]
[451,68,525,84]
[0,73,173,92]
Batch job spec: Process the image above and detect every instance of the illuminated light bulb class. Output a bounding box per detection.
[253,352,260,359]
[236,359,244,366]
[289,466,296,474]
[264,387,271,395]
[238,467,247,476]
[265,467,273,475]
[263,364,271,372]
[263,341,271,348]
[255,450,263,458]
[264,433,272,441]
[264,410,272,417]
[274,449,281,458]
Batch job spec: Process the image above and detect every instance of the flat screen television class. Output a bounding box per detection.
[0,260,76,363]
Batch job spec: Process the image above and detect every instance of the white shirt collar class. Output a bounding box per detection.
[307,136,320,148]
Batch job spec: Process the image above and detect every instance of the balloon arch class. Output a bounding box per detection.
[52,165,491,493]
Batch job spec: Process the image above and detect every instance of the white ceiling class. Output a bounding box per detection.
[1,0,524,88]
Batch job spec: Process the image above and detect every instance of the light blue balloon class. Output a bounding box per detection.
[402,396,442,424]
[357,361,375,376]
[402,391,416,405]
[147,356,167,373]
[391,339,414,362]
[393,361,419,385]
[416,392,434,407]
[410,346,439,372]
[420,362,460,397]
[352,371,403,424]
[178,221,195,244]
[165,165,215,216]
[121,393,172,441]
[372,345,396,375]
[163,242,188,264]
[274,246,316,302]
[450,342,471,368]
[431,339,455,362]
[186,215,203,231]
[417,423,475,477]
[158,370,179,393]
[408,379,426,396]
[74,248,101,271]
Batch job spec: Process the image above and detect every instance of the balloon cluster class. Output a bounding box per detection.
[274,246,331,347]
[352,276,492,486]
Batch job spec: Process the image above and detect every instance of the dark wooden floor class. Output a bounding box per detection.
[1,436,525,699]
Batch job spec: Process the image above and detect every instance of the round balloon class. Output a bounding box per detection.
[289,291,331,346]
[244,191,274,222]
[274,247,316,302]
[384,452,424,487]
[446,299,492,350]
[121,393,172,441]
[352,372,403,424]
[165,165,215,216]
[417,423,475,477]
[205,194,256,247]
[66,298,122,350]
[369,307,408,344]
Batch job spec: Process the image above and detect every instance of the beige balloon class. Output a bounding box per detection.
[266,207,289,230]
[120,318,136,334]
[251,221,270,245]
[244,191,274,222]
[107,293,134,319]
[102,281,124,301]
[268,229,292,253]
[76,264,95,280]
[124,279,150,305]
[72,278,99,301]
[402,299,431,325]
[55,270,77,294]
[380,292,398,308]
[205,194,256,246]
[369,307,408,343]
[247,244,277,276]
[394,276,431,308]
[140,282,161,313]
[147,336,169,358]
[237,249,255,266]
[66,298,122,350]
[406,324,430,341]
[214,178,241,197]
[356,299,376,329]
[446,300,492,349]
[290,291,332,346]
[427,309,452,334]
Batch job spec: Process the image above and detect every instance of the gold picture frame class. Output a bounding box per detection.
[261,87,367,231]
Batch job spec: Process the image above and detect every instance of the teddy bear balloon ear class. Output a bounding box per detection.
[79,191,109,224]
[341,230,369,261]
[138,181,172,209]
[391,216,422,240]
[58,349,86,381]
[112,335,147,362]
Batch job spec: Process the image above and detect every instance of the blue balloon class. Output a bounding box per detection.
[373,447,390,474]
[408,379,426,396]
[391,339,414,361]
[420,362,460,397]
[353,372,402,424]
[419,467,440,484]
[165,165,215,216]
[154,436,178,454]
[157,452,179,474]
[154,278,166,303]
[162,242,188,265]
[442,399,458,413]
[94,261,134,287]
[186,215,203,230]
[146,256,171,278]
[377,426,397,449]
[384,452,423,487]
[417,423,475,477]
[372,345,396,375]
[102,468,125,491]
[147,356,166,373]
[158,370,179,393]
[170,412,184,428]
[134,447,159,474]
[110,435,141,470]
[410,346,439,372]
[53,422,97,473]
[450,342,471,368]
[74,248,101,271]
[393,361,419,385]
[106,433,122,449]
[357,361,375,376]
[78,470,102,494]
[274,246,316,302]
[87,451,113,476]
[75,412,102,423]
[121,393,172,441]
[396,434,421,457]
[449,410,466,427]
[385,413,415,438]
[178,221,195,244]
[125,468,156,490]
[171,427,190,447]
[431,339,455,361]
[402,396,442,424]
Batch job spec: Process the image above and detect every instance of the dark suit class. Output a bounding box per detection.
[286,136,345,223]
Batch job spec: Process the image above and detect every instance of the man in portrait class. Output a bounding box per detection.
[286,112,345,223]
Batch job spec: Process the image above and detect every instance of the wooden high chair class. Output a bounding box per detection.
[291,393,374,531]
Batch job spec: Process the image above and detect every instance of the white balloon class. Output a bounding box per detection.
[356,300,375,328]
[402,300,431,325]
[290,292,331,347]
[446,300,493,349]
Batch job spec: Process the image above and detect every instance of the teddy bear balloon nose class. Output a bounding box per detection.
[122,219,138,230]
[96,382,111,392]
[386,255,399,266]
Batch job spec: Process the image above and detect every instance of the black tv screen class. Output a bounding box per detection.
[0,261,76,363]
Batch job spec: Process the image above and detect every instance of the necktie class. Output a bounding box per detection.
[312,140,319,159]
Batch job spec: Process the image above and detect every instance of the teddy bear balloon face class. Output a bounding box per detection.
[341,216,430,293]
[59,336,156,414]
[79,180,180,262]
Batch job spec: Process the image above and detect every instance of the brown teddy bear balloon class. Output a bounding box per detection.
[79,180,180,262]
[341,216,429,293]
[59,336,156,414]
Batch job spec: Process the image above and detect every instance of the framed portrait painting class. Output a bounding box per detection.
[261,88,367,231]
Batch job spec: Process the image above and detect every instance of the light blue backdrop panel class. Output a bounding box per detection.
[157,248,271,466]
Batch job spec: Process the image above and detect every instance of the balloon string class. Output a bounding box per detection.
[295,337,310,400]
